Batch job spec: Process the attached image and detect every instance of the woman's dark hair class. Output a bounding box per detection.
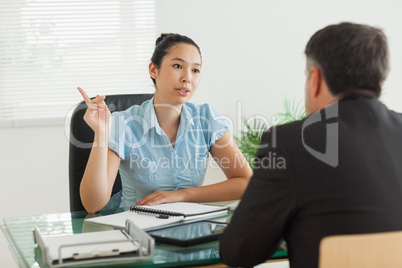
[305,22,389,98]
[150,33,201,85]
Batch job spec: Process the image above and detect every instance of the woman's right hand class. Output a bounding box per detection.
[77,87,111,135]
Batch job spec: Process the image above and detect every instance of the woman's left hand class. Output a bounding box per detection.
[135,190,187,206]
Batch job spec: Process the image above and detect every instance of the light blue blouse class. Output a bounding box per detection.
[108,97,229,207]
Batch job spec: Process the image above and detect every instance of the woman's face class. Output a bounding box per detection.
[150,43,202,106]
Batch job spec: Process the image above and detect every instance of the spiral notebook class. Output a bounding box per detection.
[85,202,229,230]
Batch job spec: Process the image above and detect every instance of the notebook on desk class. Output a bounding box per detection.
[85,202,229,230]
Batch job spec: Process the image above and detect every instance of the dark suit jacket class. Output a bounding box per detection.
[220,96,402,268]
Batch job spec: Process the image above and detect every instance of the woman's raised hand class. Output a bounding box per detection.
[77,87,111,136]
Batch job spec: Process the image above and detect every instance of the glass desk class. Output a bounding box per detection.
[2,208,287,267]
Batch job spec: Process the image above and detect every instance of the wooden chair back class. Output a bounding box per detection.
[319,231,402,268]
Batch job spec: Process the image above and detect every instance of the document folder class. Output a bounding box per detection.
[33,220,154,267]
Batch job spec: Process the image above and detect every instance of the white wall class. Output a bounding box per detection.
[2,1,402,267]
[0,125,70,268]
[163,0,402,122]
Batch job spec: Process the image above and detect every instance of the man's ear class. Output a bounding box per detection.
[149,62,158,79]
[309,66,323,98]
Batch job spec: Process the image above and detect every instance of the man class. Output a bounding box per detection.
[220,22,402,268]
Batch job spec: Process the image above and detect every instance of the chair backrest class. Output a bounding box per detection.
[319,231,402,268]
[68,94,154,212]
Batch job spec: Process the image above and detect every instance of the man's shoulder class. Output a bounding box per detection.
[262,119,305,144]
[276,119,305,132]
[258,120,307,164]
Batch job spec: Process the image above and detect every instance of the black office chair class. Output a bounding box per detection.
[69,94,154,212]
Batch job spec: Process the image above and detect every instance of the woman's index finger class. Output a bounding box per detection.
[77,87,91,104]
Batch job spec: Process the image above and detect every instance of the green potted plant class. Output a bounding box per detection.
[235,98,306,169]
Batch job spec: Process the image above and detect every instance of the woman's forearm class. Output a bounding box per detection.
[135,176,251,206]
[181,177,250,203]
[80,133,111,213]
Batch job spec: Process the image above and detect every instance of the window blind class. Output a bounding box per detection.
[0,0,158,127]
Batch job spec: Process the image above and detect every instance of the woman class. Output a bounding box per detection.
[78,33,252,213]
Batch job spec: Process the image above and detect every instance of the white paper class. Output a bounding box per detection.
[86,211,184,229]
[85,202,228,229]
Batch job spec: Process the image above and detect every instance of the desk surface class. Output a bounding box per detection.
[2,207,287,268]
